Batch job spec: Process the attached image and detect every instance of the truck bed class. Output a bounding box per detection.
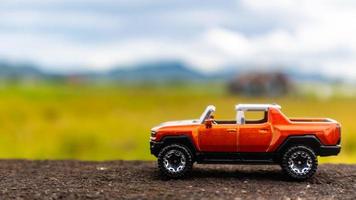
[289,118,336,123]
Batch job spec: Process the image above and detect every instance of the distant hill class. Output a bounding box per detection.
[0,60,338,83]
[284,68,335,83]
[0,60,206,81]
[0,62,43,78]
[106,61,205,81]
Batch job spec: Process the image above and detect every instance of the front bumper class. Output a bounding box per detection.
[319,145,341,156]
[150,141,163,157]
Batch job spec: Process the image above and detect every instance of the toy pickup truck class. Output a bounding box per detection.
[150,104,341,180]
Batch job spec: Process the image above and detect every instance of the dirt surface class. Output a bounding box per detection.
[0,160,355,200]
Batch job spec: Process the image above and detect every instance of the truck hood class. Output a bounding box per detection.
[151,119,199,131]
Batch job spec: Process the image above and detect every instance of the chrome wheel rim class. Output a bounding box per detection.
[288,150,313,175]
[163,150,186,173]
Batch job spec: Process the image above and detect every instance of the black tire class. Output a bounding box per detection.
[281,146,318,180]
[157,144,193,178]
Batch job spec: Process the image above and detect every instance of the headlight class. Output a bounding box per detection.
[151,131,157,137]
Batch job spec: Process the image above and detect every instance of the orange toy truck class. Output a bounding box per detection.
[150,104,341,180]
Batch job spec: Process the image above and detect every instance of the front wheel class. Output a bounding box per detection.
[281,146,318,180]
[157,144,193,178]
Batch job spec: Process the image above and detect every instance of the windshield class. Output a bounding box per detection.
[199,105,216,124]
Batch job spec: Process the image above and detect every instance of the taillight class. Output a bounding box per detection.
[336,124,341,145]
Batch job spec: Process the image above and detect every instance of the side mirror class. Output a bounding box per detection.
[204,119,213,128]
[241,117,245,125]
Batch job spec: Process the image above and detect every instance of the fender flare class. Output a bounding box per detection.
[161,135,196,153]
[276,135,322,155]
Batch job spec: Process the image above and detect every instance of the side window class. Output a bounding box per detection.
[244,110,268,124]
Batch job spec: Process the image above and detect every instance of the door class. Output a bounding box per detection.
[238,123,272,152]
[198,124,238,152]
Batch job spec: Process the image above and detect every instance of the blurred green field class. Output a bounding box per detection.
[0,82,354,163]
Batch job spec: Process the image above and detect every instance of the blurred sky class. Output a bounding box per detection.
[1,0,356,80]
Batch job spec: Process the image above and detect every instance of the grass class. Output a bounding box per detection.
[0,82,354,163]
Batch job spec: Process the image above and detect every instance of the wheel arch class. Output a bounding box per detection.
[276,135,322,159]
[160,135,197,157]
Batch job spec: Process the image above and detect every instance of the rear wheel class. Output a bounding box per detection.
[281,146,318,180]
[157,144,193,178]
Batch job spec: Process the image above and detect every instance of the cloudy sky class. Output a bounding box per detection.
[1,0,356,80]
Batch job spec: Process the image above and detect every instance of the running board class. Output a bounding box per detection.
[197,159,275,164]
[196,152,278,164]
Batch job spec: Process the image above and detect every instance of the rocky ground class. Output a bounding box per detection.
[0,160,355,199]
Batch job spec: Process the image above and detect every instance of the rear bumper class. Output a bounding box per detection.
[319,145,341,156]
[150,141,163,157]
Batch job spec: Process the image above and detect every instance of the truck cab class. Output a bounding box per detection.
[198,104,276,153]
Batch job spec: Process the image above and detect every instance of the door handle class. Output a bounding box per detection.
[227,128,237,133]
[259,128,269,133]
